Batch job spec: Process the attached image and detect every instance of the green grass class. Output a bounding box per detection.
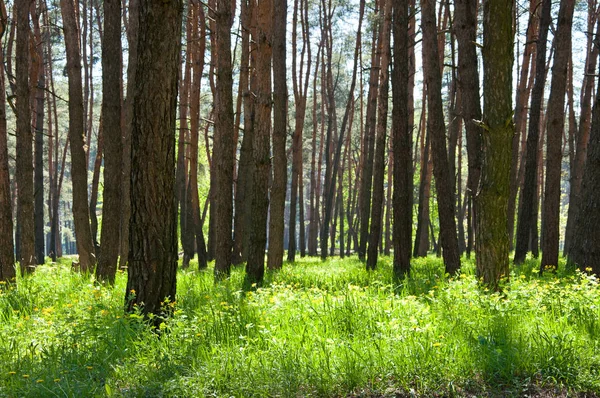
[1,255,600,397]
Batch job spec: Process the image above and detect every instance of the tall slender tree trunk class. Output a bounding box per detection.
[16,0,36,272]
[212,0,236,278]
[357,1,380,261]
[189,1,208,270]
[96,0,123,283]
[508,0,537,249]
[514,0,551,264]
[0,0,15,281]
[60,0,97,271]
[455,0,482,258]
[32,6,45,265]
[125,0,181,323]
[540,0,574,271]
[267,0,287,270]
[477,0,514,289]
[308,44,322,256]
[392,0,411,277]
[246,0,272,284]
[288,0,311,262]
[232,0,252,265]
[367,0,391,270]
[420,0,460,275]
[119,0,137,268]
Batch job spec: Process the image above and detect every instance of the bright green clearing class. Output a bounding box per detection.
[1,256,599,397]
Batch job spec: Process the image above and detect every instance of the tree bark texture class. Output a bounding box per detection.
[267,0,287,270]
[246,0,272,284]
[392,0,411,277]
[420,0,461,275]
[125,0,181,321]
[212,0,235,279]
[16,0,36,272]
[0,2,15,281]
[476,0,514,289]
[96,0,123,283]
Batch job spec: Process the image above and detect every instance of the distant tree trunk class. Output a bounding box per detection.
[357,1,381,261]
[414,88,431,257]
[569,63,600,274]
[514,0,551,264]
[420,0,461,275]
[60,0,97,271]
[0,0,15,281]
[96,0,123,283]
[125,0,181,322]
[232,0,252,265]
[367,0,391,270]
[308,44,322,256]
[476,0,514,289]
[212,0,235,279]
[507,0,537,249]
[16,0,36,272]
[189,1,207,270]
[455,0,482,258]
[89,127,103,250]
[32,7,45,265]
[392,0,411,277]
[267,0,287,270]
[119,0,137,269]
[288,0,311,262]
[246,0,272,284]
[540,0,574,272]
[178,8,195,269]
[564,14,600,256]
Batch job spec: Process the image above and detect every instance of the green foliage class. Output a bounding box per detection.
[1,256,600,396]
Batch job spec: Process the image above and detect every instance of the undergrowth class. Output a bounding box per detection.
[1,255,599,397]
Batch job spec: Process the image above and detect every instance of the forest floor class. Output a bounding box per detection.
[1,255,600,397]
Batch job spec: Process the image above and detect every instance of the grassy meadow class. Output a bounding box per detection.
[1,255,600,397]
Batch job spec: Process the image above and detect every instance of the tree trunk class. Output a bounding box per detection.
[540,0,574,271]
[119,0,138,269]
[125,0,181,323]
[308,44,322,256]
[177,11,194,269]
[288,0,311,262]
[367,0,391,270]
[0,0,15,281]
[189,1,208,270]
[514,0,551,264]
[232,0,251,265]
[476,0,514,289]
[246,0,272,285]
[420,0,461,275]
[455,0,482,257]
[392,0,411,277]
[267,0,287,270]
[60,0,97,271]
[568,63,600,274]
[507,0,537,249]
[564,13,600,256]
[96,0,123,283]
[16,0,36,272]
[212,0,236,278]
[32,7,45,265]
[357,1,381,261]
